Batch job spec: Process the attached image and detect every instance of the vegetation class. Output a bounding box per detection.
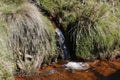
[0,1,14,79]
[0,0,56,75]
[0,0,120,79]
[0,21,14,80]
[39,0,120,60]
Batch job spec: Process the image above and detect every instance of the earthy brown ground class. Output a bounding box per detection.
[15,60,120,80]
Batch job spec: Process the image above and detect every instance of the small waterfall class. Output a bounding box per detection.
[55,28,70,60]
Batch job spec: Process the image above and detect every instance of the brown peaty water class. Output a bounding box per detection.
[15,60,120,80]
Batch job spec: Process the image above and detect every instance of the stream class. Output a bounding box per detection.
[15,60,120,80]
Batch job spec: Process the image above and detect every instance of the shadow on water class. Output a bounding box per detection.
[90,69,104,80]
[91,69,120,80]
[90,68,120,80]
[102,70,120,80]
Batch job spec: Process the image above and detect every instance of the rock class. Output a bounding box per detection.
[40,69,57,75]
[64,62,89,71]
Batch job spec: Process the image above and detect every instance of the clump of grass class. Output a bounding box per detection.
[70,1,120,60]
[0,1,56,74]
[39,0,120,60]
[2,0,27,5]
[0,21,14,80]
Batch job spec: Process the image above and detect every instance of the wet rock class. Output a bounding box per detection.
[40,69,57,75]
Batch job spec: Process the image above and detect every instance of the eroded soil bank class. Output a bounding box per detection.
[15,60,120,80]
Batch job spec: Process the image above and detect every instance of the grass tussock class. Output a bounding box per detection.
[39,0,120,60]
[0,1,56,74]
[0,20,14,79]
[0,1,14,78]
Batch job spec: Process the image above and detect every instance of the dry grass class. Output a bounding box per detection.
[0,1,56,74]
[0,1,14,80]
